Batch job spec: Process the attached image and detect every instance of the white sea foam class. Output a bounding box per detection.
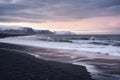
[0,35,120,57]
[0,35,120,80]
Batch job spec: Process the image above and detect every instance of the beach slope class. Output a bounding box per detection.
[0,43,92,80]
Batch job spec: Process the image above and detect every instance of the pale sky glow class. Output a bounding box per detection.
[0,0,120,34]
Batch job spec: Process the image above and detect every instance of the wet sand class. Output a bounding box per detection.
[0,42,120,80]
[79,58,120,63]
[0,42,92,80]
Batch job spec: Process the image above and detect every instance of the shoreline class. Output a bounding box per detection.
[0,42,93,80]
[0,35,120,57]
[0,42,120,80]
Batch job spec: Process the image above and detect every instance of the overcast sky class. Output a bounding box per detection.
[0,0,120,34]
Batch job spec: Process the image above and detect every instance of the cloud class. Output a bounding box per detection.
[0,0,120,22]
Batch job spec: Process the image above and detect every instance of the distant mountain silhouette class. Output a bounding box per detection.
[0,26,76,35]
[35,30,54,34]
[0,26,55,35]
[0,27,35,35]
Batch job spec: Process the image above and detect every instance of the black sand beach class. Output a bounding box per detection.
[0,42,93,80]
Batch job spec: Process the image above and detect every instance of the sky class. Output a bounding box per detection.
[0,0,120,34]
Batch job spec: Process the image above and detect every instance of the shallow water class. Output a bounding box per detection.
[0,35,120,57]
[0,35,120,80]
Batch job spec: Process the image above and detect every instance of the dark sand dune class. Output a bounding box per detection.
[0,43,92,80]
